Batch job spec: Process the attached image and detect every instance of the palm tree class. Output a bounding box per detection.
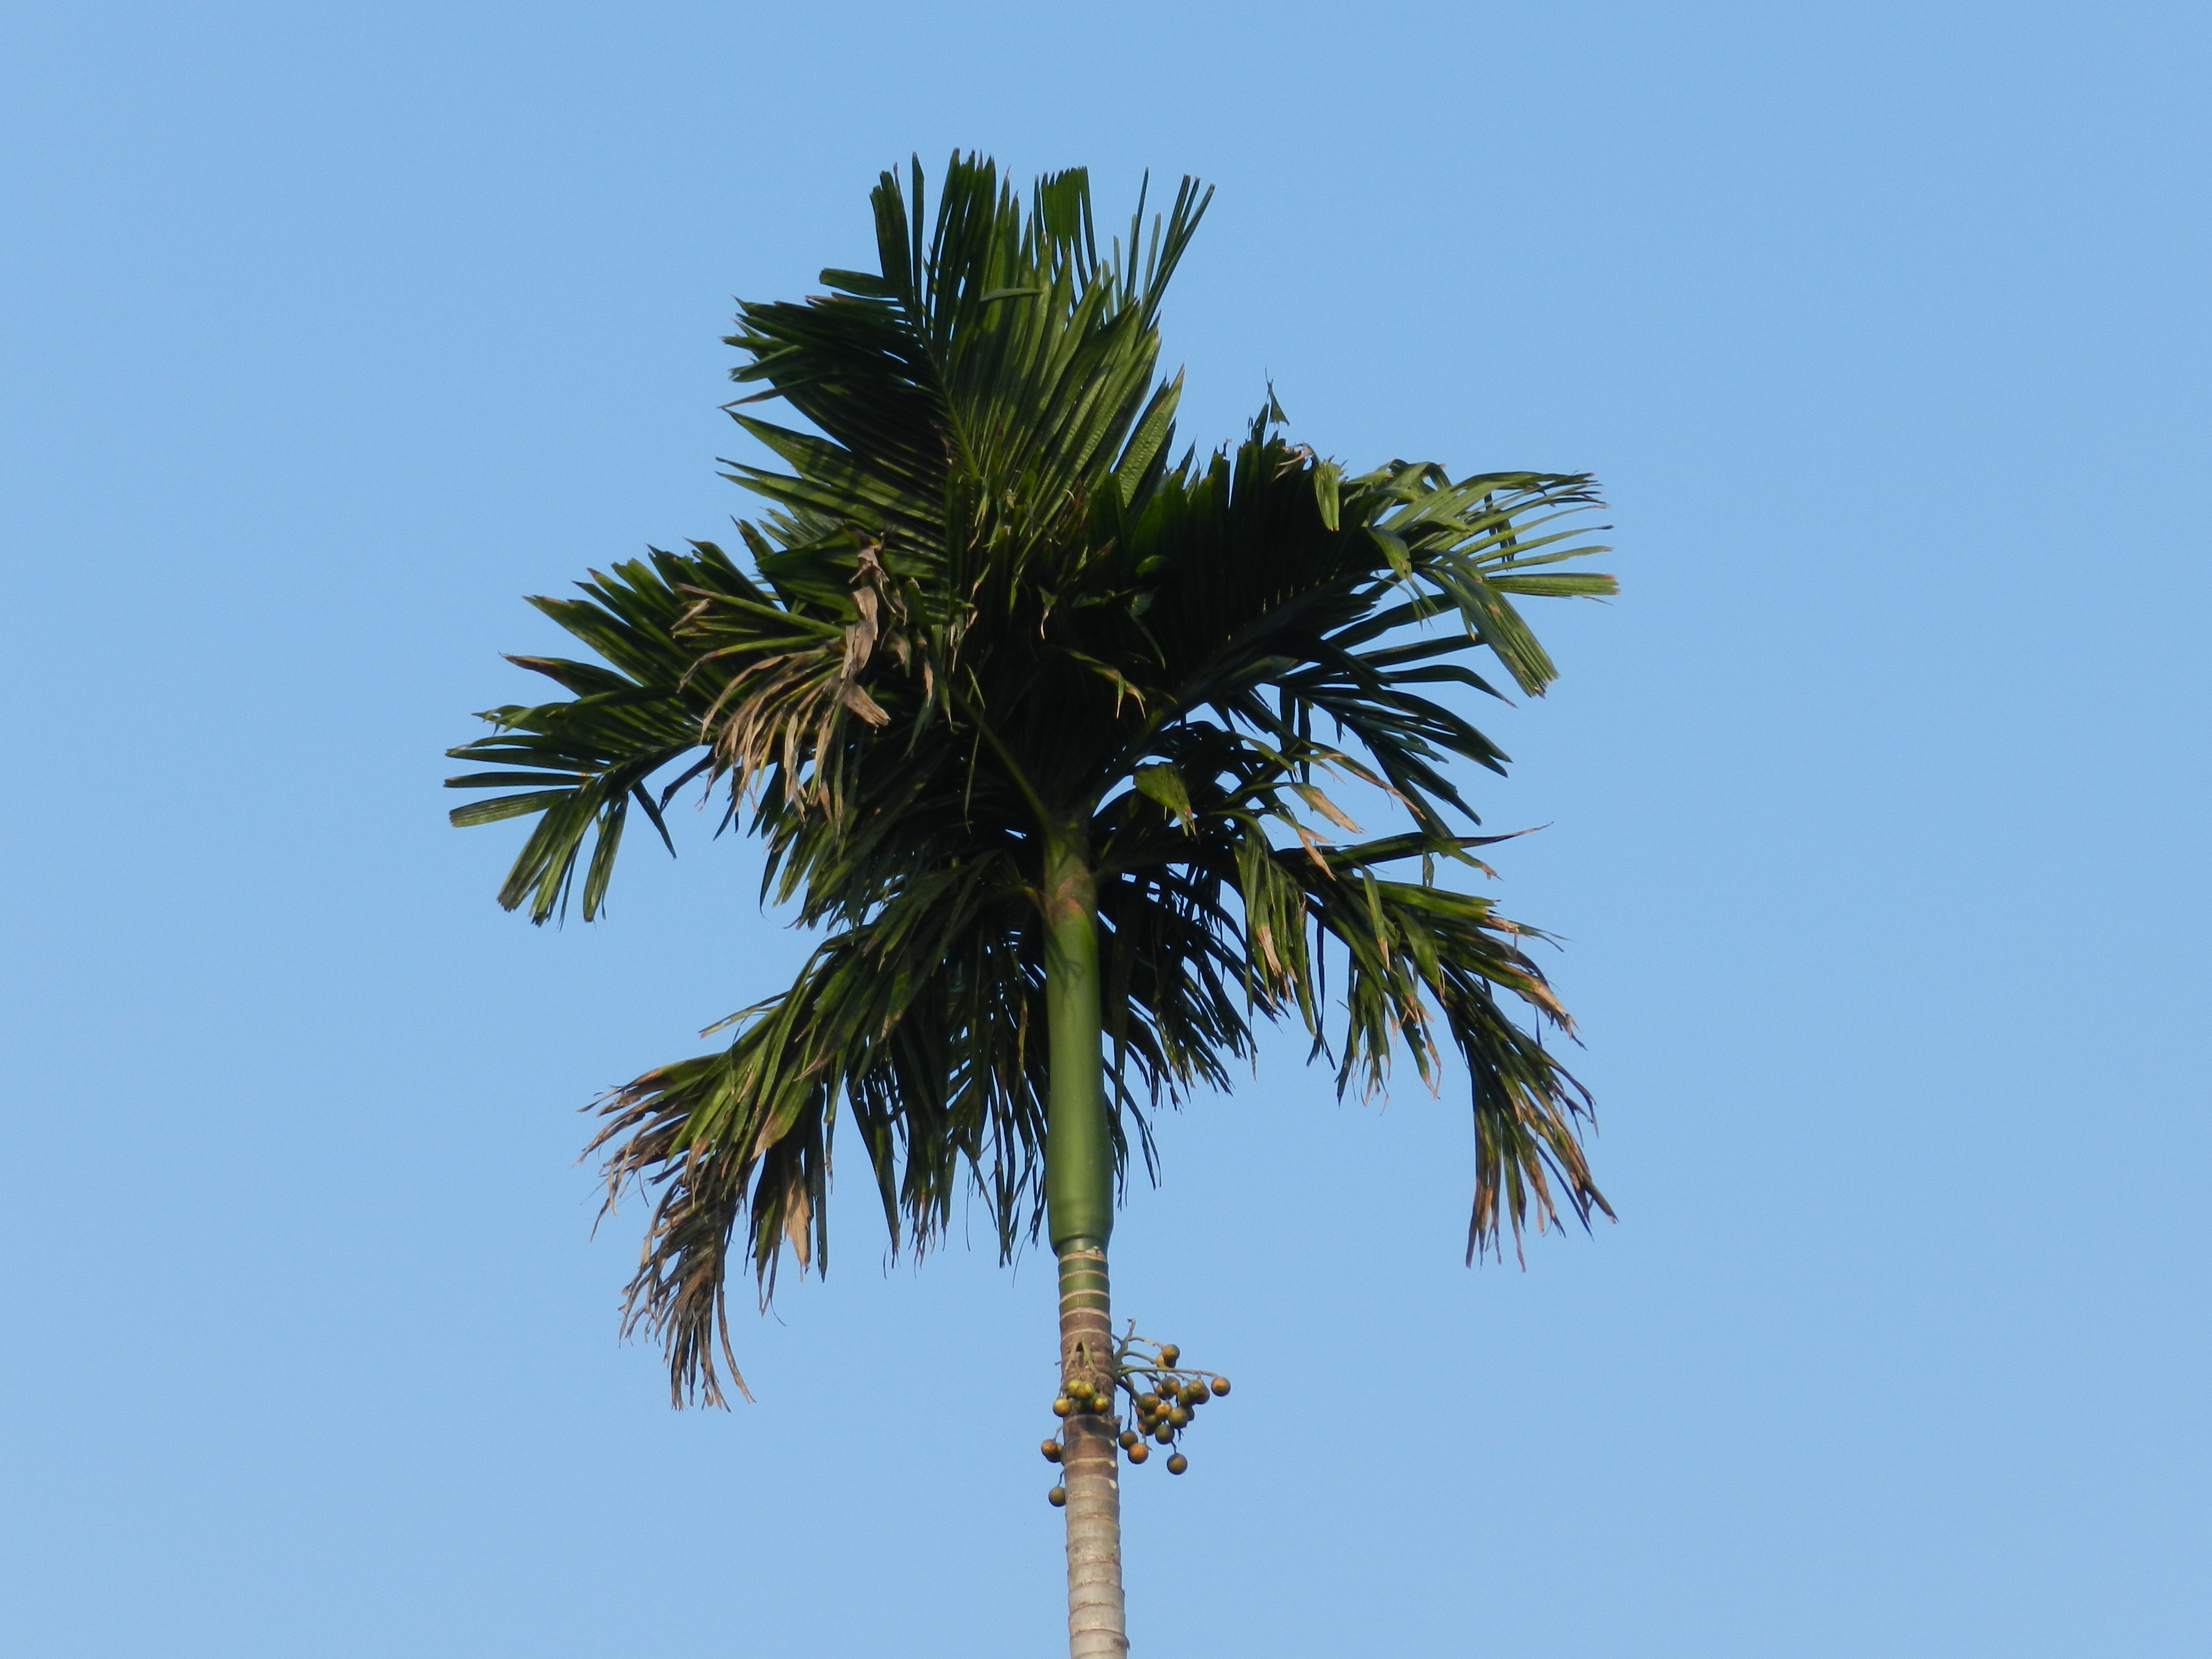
[447,154,1613,1659]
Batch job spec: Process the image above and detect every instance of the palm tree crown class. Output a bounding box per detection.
[448,154,1615,1408]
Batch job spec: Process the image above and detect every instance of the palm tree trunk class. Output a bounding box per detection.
[1043,833,1126,1659]
[1056,1239,1124,1658]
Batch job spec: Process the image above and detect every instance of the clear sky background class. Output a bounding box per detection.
[3,3,2206,1656]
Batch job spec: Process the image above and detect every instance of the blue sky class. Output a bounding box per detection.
[3,3,2206,1655]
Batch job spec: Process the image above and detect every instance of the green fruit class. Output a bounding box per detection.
[1052,1397,1073,1417]
[1159,1344,1180,1366]
[1041,1440,1063,1462]
[1166,1453,1188,1475]
[1210,1377,1230,1396]
[1119,1430,1140,1450]
[1048,1485,1068,1507]
[1128,1444,1150,1464]
[1169,1406,1191,1426]
[1135,1393,1160,1413]
[1154,1426,1175,1445]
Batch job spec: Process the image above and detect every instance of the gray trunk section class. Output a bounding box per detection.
[1058,1240,1126,1657]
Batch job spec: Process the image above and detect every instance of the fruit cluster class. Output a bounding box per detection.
[1042,1332,1230,1506]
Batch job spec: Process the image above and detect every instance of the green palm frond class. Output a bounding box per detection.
[449,153,1617,1401]
[444,540,758,921]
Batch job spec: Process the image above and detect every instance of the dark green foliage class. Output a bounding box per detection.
[449,155,1616,1405]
